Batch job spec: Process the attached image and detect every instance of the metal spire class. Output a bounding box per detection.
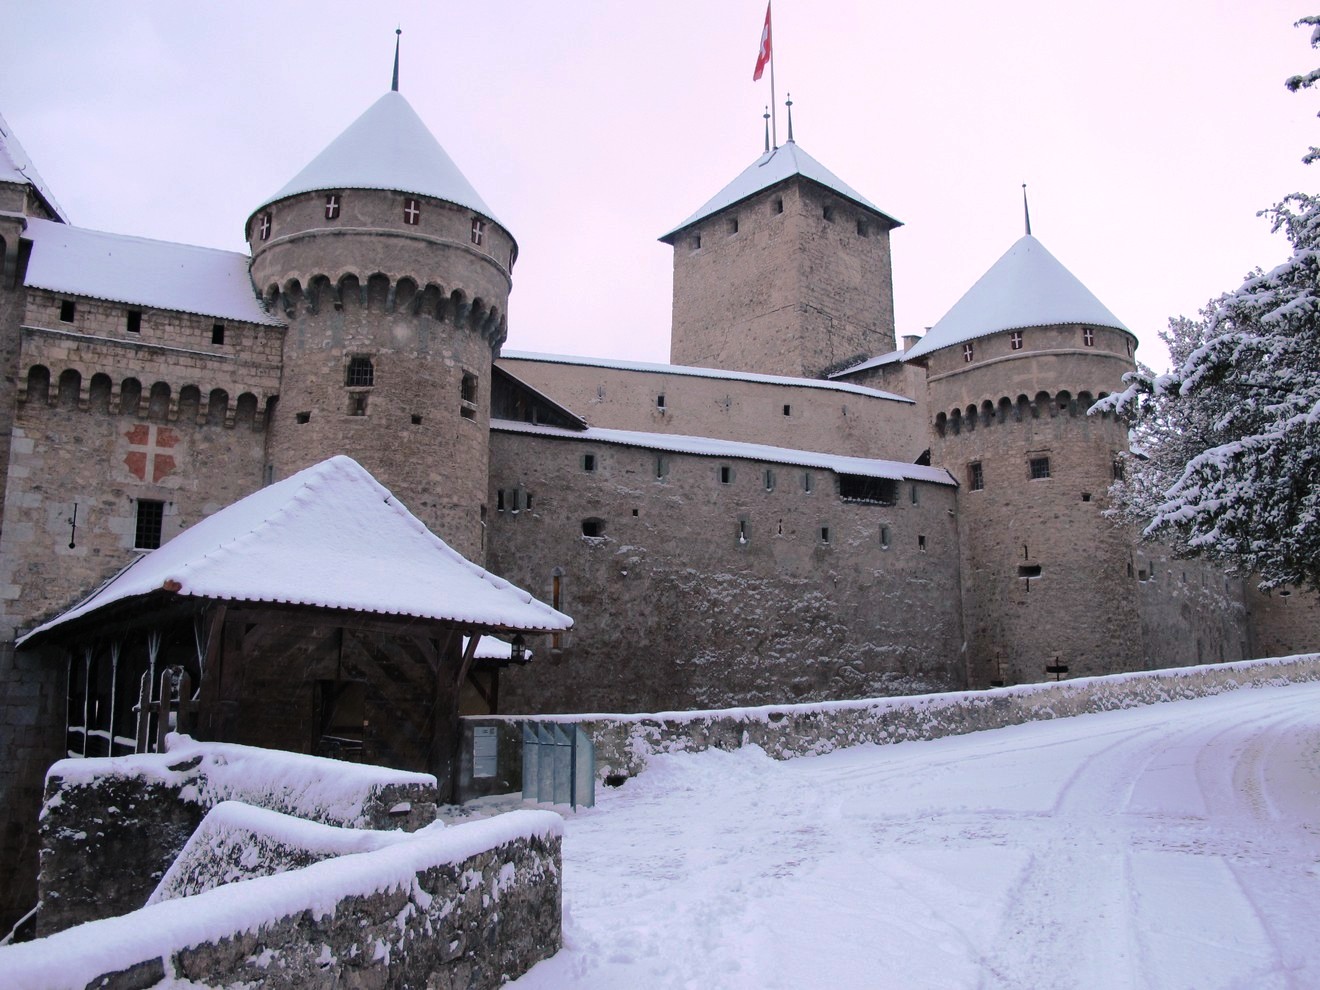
[763,106,771,153]
[785,93,794,144]
[392,28,401,92]
[1022,183,1032,236]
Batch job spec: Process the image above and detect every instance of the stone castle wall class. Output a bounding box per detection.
[488,429,965,714]
[498,354,925,460]
[0,287,278,934]
[669,176,896,378]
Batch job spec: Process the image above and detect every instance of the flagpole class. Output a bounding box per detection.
[768,2,777,149]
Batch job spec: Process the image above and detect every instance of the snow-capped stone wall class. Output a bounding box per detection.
[37,736,438,936]
[495,654,1320,782]
[4,810,562,990]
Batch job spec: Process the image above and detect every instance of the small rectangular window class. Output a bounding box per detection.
[583,453,597,472]
[126,309,142,333]
[325,194,341,220]
[497,489,506,512]
[969,462,984,491]
[803,472,813,493]
[411,414,422,425]
[1010,331,1023,350]
[782,404,791,416]
[346,356,374,387]
[295,411,311,424]
[910,484,919,505]
[719,465,732,484]
[656,394,666,410]
[839,475,897,504]
[460,371,478,421]
[1112,458,1125,481]
[691,234,702,250]
[471,218,486,244]
[1030,456,1051,480]
[819,526,831,544]
[963,342,975,363]
[59,299,76,323]
[134,499,165,550]
[1019,564,1042,578]
[822,205,834,222]
[918,534,927,552]
[856,219,868,237]
[880,524,891,549]
[764,469,776,492]
[655,456,669,479]
[728,217,739,235]
[737,518,749,544]
[348,393,368,416]
[212,323,225,345]
[774,197,784,215]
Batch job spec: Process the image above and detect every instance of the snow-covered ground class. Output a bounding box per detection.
[513,682,1320,989]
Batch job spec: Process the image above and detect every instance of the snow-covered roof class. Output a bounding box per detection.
[19,456,571,645]
[253,91,502,227]
[904,235,1131,361]
[660,141,900,241]
[500,351,913,404]
[827,349,905,378]
[492,420,954,486]
[0,110,67,222]
[22,218,280,327]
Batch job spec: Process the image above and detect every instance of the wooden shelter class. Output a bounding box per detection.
[18,456,571,797]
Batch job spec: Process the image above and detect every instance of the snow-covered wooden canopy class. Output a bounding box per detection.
[20,455,571,646]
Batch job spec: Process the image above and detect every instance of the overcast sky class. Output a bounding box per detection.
[3,2,1315,373]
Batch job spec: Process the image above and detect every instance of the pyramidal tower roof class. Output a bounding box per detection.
[660,142,900,242]
[252,91,501,225]
[904,235,1130,361]
[0,110,67,222]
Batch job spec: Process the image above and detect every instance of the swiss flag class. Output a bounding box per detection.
[753,2,772,81]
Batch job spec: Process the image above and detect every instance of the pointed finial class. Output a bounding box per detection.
[763,106,771,153]
[1022,183,1032,236]
[785,93,795,143]
[392,28,402,92]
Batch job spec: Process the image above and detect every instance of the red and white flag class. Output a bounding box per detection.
[753,2,772,81]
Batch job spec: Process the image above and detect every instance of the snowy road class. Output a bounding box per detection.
[512,682,1320,989]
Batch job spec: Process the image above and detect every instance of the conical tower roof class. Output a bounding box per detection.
[251,91,501,225]
[0,110,67,222]
[904,235,1130,361]
[660,141,900,242]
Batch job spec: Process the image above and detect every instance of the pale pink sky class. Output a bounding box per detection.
[3,2,1315,373]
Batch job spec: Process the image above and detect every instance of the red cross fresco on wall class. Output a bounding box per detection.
[124,425,179,483]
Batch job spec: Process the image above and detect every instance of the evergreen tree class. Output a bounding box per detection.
[1099,19,1320,590]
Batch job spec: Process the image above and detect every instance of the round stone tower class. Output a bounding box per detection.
[907,235,1141,687]
[248,89,514,560]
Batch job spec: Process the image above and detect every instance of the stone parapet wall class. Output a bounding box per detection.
[494,654,1320,781]
[498,355,924,462]
[37,736,438,936]
[5,810,562,990]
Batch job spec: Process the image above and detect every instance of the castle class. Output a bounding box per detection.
[1,73,1317,931]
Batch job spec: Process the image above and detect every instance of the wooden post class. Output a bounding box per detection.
[134,670,152,754]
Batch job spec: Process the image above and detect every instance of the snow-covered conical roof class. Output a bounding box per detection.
[0,110,67,222]
[660,142,900,241]
[251,91,501,225]
[904,235,1130,361]
[19,455,571,644]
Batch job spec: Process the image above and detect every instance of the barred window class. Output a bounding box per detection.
[969,462,984,491]
[1030,457,1051,480]
[345,356,374,387]
[135,499,165,550]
